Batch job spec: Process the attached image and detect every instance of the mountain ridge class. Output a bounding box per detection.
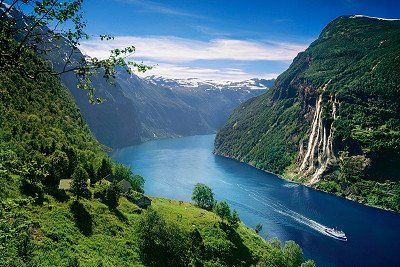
[215,15,400,211]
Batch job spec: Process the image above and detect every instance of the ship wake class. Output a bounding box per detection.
[236,184,333,238]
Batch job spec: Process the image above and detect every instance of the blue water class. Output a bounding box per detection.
[111,134,400,267]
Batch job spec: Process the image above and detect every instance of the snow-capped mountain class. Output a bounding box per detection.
[143,76,275,91]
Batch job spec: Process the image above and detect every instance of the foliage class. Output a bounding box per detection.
[215,16,400,211]
[102,181,121,209]
[257,240,313,267]
[214,200,231,221]
[45,150,69,188]
[136,208,190,266]
[113,164,144,193]
[97,158,113,181]
[192,183,215,210]
[0,0,150,103]
[214,200,241,228]
[84,162,97,186]
[70,165,89,200]
[229,209,240,228]
[0,200,34,267]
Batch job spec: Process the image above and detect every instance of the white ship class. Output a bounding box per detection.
[324,227,348,241]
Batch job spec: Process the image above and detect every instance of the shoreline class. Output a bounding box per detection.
[213,150,399,215]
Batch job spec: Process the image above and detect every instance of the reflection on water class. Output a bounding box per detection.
[111,134,400,267]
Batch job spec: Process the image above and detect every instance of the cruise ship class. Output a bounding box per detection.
[324,227,348,241]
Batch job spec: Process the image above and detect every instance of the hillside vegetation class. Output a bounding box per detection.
[0,3,313,266]
[215,16,400,211]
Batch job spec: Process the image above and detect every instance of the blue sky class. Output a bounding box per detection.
[79,0,400,82]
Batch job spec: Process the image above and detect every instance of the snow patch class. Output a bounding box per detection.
[350,15,400,21]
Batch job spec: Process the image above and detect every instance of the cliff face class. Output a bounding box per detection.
[215,16,400,211]
[298,81,338,184]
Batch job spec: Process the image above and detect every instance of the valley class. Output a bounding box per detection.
[1,1,399,266]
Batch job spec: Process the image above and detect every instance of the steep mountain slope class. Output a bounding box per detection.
[62,65,268,148]
[32,20,269,148]
[0,25,312,266]
[215,15,400,211]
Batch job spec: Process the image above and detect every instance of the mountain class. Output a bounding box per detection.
[16,10,270,149]
[215,15,400,211]
[61,61,269,148]
[0,32,308,267]
[0,4,314,266]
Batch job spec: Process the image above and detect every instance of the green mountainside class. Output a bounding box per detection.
[0,10,312,267]
[215,16,400,211]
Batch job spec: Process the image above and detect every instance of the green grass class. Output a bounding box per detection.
[4,186,276,267]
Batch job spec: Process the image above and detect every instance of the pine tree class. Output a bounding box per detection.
[71,166,89,200]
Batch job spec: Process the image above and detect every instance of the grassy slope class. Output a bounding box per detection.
[6,177,270,266]
[214,16,400,211]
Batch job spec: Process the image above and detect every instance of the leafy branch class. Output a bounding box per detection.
[0,0,151,103]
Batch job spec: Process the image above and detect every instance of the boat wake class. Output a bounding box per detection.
[235,184,335,238]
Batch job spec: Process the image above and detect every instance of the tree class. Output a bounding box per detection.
[136,209,190,266]
[45,150,69,188]
[97,158,113,181]
[191,183,215,210]
[229,209,240,228]
[84,162,97,186]
[283,241,303,267]
[70,165,88,200]
[20,159,46,202]
[0,0,150,103]
[214,200,231,222]
[61,145,77,178]
[301,260,316,267]
[112,163,131,182]
[103,181,121,209]
[112,164,144,192]
[129,174,145,193]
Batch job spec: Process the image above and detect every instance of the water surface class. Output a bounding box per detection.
[111,134,400,266]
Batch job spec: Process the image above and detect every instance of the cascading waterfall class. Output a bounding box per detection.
[299,82,338,184]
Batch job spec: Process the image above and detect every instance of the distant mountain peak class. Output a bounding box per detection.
[143,76,275,91]
[350,15,400,21]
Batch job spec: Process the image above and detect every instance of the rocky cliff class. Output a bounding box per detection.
[215,15,400,211]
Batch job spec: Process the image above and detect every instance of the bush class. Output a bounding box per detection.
[136,209,190,266]
[93,179,110,200]
[192,183,215,210]
[214,200,231,221]
[20,161,46,202]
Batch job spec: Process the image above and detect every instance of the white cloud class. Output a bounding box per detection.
[135,62,280,82]
[79,35,306,82]
[80,36,307,63]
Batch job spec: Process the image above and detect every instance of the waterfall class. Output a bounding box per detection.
[298,81,337,184]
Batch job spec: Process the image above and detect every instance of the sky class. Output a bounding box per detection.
[79,0,400,82]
